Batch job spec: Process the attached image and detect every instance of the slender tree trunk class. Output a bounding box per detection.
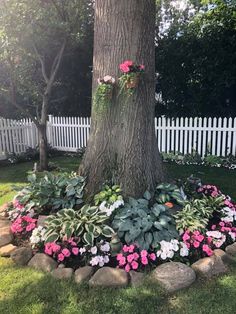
[79,0,166,198]
[38,94,48,171]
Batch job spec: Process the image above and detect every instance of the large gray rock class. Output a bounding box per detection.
[89,267,129,288]
[225,243,236,257]
[75,266,94,284]
[129,271,145,288]
[0,244,17,257]
[0,219,10,228]
[28,253,57,272]
[191,255,228,278]
[213,249,235,264]
[51,268,73,280]
[152,262,196,292]
[11,247,33,266]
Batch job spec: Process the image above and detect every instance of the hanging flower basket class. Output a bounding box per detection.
[118,60,145,95]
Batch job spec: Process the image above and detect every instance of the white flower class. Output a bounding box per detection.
[229,232,236,241]
[206,231,222,239]
[179,242,189,257]
[100,242,110,252]
[30,226,46,245]
[99,201,107,211]
[103,255,110,264]
[79,247,86,254]
[221,207,236,223]
[90,256,99,266]
[90,246,98,255]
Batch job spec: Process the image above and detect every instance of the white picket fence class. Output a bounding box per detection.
[0,116,236,160]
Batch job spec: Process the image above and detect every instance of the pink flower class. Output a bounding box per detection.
[131,261,139,270]
[125,264,131,272]
[219,222,225,227]
[140,250,148,258]
[128,245,135,253]
[207,237,213,244]
[117,253,124,261]
[133,253,139,260]
[58,253,65,262]
[183,232,190,242]
[123,245,129,253]
[211,225,216,230]
[185,242,190,249]
[51,243,61,253]
[193,241,200,248]
[72,247,79,255]
[139,64,145,70]
[195,235,204,242]
[119,63,130,73]
[127,254,134,263]
[119,257,126,266]
[141,257,148,265]
[62,248,71,257]
[149,253,156,261]
[44,245,53,255]
[26,223,36,232]
[202,244,213,256]
[124,60,133,67]
[193,230,200,236]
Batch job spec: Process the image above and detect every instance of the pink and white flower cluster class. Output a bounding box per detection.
[119,60,145,74]
[156,239,189,260]
[44,238,80,263]
[8,199,34,221]
[117,245,156,272]
[11,216,37,235]
[182,230,214,256]
[89,241,111,267]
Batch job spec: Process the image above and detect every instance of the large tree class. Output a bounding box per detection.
[79,0,165,198]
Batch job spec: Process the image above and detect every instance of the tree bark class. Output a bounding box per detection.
[79,0,166,198]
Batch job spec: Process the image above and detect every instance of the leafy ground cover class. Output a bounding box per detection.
[0,156,236,314]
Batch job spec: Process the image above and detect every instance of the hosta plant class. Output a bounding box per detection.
[155,183,185,205]
[112,194,179,250]
[15,172,85,214]
[174,195,225,232]
[44,206,115,246]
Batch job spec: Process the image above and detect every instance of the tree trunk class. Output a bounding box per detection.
[38,123,48,171]
[79,0,166,198]
[38,94,49,171]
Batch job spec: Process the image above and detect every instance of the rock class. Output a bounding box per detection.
[0,233,13,248]
[58,263,66,269]
[152,262,196,292]
[191,255,228,278]
[225,243,236,257]
[89,267,129,288]
[129,271,145,288]
[0,203,8,213]
[28,253,57,272]
[51,268,73,280]
[75,266,94,284]
[37,215,48,227]
[213,249,235,264]
[0,220,10,229]
[0,244,17,257]
[11,247,33,266]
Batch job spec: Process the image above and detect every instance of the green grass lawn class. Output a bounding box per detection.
[0,157,236,314]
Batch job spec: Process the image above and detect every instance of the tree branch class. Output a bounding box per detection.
[32,42,49,84]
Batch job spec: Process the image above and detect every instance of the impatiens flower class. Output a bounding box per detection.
[193,241,200,248]
[79,247,86,254]
[123,245,129,253]
[139,64,145,70]
[90,246,98,255]
[100,242,110,252]
[141,257,148,265]
[125,264,131,272]
[127,254,134,263]
[149,253,156,261]
[119,257,126,266]
[131,261,139,270]
[72,247,79,255]
[140,250,148,257]
[183,232,190,242]
[58,253,65,262]
[128,245,135,253]
[119,63,130,73]
[62,248,71,257]
[202,244,213,256]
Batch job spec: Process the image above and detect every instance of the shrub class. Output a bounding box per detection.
[44,206,115,246]
[15,172,85,214]
[112,194,179,250]
[155,183,185,205]
[174,195,225,232]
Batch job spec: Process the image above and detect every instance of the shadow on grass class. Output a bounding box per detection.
[1,261,236,314]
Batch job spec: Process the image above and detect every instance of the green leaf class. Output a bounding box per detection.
[83,232,94,246]
[143,190,151,200]
[102,226,115,237]
[45,233,59,243]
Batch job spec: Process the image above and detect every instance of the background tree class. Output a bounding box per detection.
[0,0,93,170]
[155,0,236,117]
[79,0,166,198]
